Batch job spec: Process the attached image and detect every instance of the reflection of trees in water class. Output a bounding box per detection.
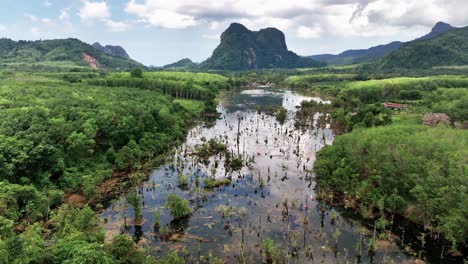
[170,216,190,232]
[100,90,415,263]
[126,224,143,243]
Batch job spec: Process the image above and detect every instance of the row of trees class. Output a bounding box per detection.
[89,77,219,101]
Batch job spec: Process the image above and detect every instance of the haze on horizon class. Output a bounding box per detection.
[1,0,467,66]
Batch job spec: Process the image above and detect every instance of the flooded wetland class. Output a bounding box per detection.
[101,88,413,263]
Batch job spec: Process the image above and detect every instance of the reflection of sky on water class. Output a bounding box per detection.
[100,89,410,264]
[227,89,331,112]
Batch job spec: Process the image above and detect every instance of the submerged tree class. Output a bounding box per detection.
[125,190,142,223]
[165,194,192,220]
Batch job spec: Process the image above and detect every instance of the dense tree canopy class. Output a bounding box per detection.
[315,125,468,245]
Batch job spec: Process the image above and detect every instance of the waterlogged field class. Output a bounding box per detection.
[101,88,413,263]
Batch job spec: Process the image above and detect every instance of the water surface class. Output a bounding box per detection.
[101,88,410,263]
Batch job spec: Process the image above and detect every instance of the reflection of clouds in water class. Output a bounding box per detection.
[236,89,331,112]
[282,91,331,111]
[186,95,334,203]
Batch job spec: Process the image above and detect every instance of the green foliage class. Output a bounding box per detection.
[165,194,192,220]
[195,138,227,158]
[262,238,280,264]
[156,251,185,264]
[275,107,287,124]
[177,174,189,188]
[203,178,231,189]
[346,104,393,130]
[0,38,143,70]
[54,240,112,264]
[126,190,142,222]
[0,216,14,239]
[229,157,243,170]
[423,88,468,122]
[377,26,468,69]
[339,76,468,104]
[286,73,360,87]
[107,234,142,262]
[130,68,143,78]
[153,209,160,227]
[50,205,104,242]
[173,99,205,114]
[88,71,230,101]
[315,125,468,244]
[0,74,194,190]
[163,58,198,70]
[0,182,48,223]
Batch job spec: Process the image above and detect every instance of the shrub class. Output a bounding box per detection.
[130,68,143,78]
[203,178,231,189]
[176,174,188,189]
[229,158,243,170]
[262,238,280,263]
[165,194,191,220]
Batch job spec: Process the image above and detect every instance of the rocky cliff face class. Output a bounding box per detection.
[92,42,130,59]
[200,23,324,70]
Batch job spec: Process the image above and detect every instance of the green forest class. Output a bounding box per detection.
[0,66,466,262]
[315,125,467,246]
[0,70,228,263]
[294,72,468,251]
[1,62,467,262]
[1,15,468,263]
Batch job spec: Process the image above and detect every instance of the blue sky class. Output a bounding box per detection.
[1,0,467,66]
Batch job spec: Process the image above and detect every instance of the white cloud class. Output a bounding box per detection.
[41,18,52,24]
[125,1,198,29]
[297,26,322,39]
[25,14,38,22]
[78,0,110,21]
[123,0,468,40]
[59,9,70,21]
[0,25,6,33]
[105,19,131,32]
[77,1,131,32]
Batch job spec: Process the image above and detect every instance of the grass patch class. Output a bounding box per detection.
[174,99,205,114]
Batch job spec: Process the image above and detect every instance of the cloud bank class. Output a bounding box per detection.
[123,0,468,38]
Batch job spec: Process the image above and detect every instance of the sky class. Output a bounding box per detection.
[1,0,468,66]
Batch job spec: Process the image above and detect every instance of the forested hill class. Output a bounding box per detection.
[0,38,144,70]
[308,22,455,66]
[200,23,325,70]
[377,25,468,69]
[163,58,198,70]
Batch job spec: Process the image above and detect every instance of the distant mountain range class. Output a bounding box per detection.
[200,23,325,70]
[92,42,130,59]
[0,38,143,70]
[377,24,468,69]
[308,22,456,66]
[1,21,466,71]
